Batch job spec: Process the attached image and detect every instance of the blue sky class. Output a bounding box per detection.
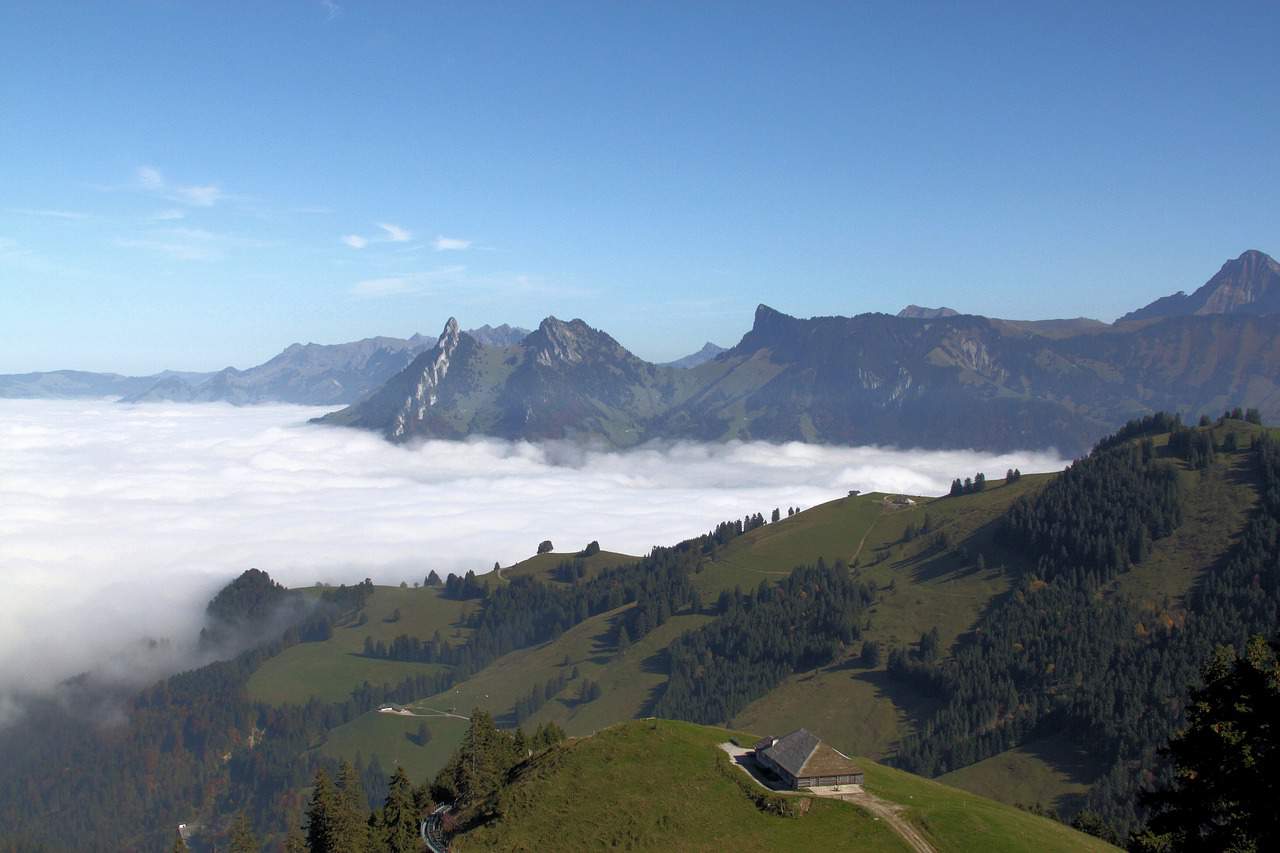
[2,1,1277,373]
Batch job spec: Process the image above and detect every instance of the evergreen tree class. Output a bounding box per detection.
[616,624,631,652]
[227,812,258,853]
[305,768,338,853]
[283,829,307,853]
[425,569,441,586]
[334,760,369,852]
[378,766,420,853]
[1137,636,1280,850]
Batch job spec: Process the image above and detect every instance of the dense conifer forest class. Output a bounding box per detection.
[654,561,874,723]
[895,424,1280,841]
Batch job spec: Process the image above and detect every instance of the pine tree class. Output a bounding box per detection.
[616,624,631,652]
[379,766,421,853]
[1137,636,1280,850]
[334,760,369,852]
[228,812,259,853]
[283,829,307,853]
[305,767,338,853]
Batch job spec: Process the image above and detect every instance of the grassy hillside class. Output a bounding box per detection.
[936,735,1102,816]
[247,584,475,704]
[253,427,1266,835]
[448,719,1113,852]
[497,547,639,585]
[317,709,471,782]
[861,757,1115,852]
[732,474,1052,760]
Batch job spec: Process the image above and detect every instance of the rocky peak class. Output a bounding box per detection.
[898,305,960,319]
[1196,250,1280,315]
[1121,250,1280,321]
[531,316,591,367]
[437,317,461,349]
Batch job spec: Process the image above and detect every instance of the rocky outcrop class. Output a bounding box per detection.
[1121,249,1280,321]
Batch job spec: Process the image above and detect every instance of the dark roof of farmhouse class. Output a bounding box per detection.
[761,729,862,778]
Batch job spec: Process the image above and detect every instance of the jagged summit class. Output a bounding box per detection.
[1120,249,1280,322]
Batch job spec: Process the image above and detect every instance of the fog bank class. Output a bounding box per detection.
[0,399,1068,696]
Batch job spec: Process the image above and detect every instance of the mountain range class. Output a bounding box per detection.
[8,250,1280,454]
[317,250,1280,453]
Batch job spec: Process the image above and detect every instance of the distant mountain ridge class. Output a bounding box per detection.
[663,342,727,368]
[898,305,959,319]
[0,325,531,406]
[319,253,1280,454]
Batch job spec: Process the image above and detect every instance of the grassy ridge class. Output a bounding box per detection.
[247,585,475,705]
[448,718,1113,852]
[453,719,911,852]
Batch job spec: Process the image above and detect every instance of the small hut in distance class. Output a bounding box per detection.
[753,728,864,789]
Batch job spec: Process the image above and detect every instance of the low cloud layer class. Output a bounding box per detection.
[0,400,1068,697]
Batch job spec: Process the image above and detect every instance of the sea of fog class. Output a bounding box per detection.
[0,398,1069,701]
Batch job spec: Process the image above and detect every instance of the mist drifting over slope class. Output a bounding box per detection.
[0,399,1069,698]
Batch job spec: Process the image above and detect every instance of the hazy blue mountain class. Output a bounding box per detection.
[897,305,959,318]
[319,253,1280,454]
[464,323,532,348]
[120,325,528,405]
[1119,249,1280,322]
[662,342,727,369]
[0,369,215,399]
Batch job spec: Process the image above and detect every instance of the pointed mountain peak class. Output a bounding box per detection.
[437,317,461,348]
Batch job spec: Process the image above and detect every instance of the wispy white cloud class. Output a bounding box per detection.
[135,165,223,208]
[319,0,341,20]
[151,209,186,222]
[137,165,164,190]
[341,234,369,249]
[115,227,270,262]
[377,222,411,242]
[351,276,415,297]
[351,265,467,298]
[432,235,472,251]
[174,184,222,207]
[7,208,89,220]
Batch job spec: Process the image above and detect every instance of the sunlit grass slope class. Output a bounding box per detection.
[316,710,471,782]
[733,474,1052,760]
[452,719,910,852]
[247,585,475,705]
[449,718,1113,852]
[497,548,639,585]
[861,759,1116,852]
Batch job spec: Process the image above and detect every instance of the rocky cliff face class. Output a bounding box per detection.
[1121,249,1280,321]
[389,319,462,438]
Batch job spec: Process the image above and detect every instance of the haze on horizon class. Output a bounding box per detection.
[2,3,1279,374]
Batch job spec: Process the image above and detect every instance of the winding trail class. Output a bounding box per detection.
[849,505,885,566]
